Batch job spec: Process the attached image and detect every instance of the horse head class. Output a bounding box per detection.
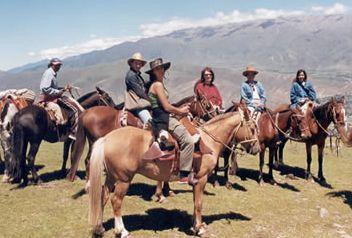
[234,110,261,155]
[291,102,313,140]
[95,86,116,107]
[330,96,346,127]
[194,91,218,121]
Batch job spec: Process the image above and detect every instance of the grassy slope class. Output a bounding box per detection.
[0,141,351,238]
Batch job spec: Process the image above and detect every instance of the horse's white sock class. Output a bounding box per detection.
[115,216,129,236]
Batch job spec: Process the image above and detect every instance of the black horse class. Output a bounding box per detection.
[9,87,115,186]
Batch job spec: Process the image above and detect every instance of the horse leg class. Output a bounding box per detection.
[317,142,327,185]
[192,175,208,236]
[212,160,220,187]
[305,143,313,181]
[258,150,265,185]
[27,141,42,184]
[278,140,286,166]
[85,139,93,181]
[162,182,175,197]
[153,181,167,203]
[268,147,277,185]
[111,181,131,238]
[61,138,72,175]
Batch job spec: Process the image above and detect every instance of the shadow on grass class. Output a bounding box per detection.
[39,169,85,183]
[236,167,300,192]
[207,174,248,192]
[103,208,251,235]
[326,190,352,209]
[277,164,333,189]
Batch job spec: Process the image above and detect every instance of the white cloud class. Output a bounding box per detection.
[140,8,305,37]
[29,3,349,61]
[37,36,141,60]
[312,3,348,15]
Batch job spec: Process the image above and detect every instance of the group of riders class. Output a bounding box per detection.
[18,52,316,185]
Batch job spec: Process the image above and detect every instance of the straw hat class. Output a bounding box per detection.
[127,52,147,67]
[243,66,259,77]
[145,58,171,74]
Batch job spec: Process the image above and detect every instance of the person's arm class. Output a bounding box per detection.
[240,84,252,107]
[125,73,149,100]
[258,82,266,106]
[212,85,223,107]
[40,72,62,96]
[305,81,317,101]
[154,82,189,116]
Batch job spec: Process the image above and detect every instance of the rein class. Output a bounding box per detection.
[195,114,257,154]
[265,110,302,142]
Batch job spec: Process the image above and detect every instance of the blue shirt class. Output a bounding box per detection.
[40,67,62,96]
[290,81,317,106]
[240,81,266,107]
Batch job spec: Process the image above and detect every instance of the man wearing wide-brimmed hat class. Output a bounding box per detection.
[240,66,266,116]
[124,52,152,125]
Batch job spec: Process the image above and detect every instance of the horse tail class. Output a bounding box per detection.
[9,121,25,182]
[88,137,105,230]
[67,115,86,181]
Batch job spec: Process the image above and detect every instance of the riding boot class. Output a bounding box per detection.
[68,111,79,140]
[157,130,175,151]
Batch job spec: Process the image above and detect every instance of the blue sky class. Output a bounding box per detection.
[0,0,350,70]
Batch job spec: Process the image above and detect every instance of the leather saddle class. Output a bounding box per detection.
[38,101,68,125]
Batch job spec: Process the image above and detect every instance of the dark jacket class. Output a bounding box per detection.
[125,69,149,100]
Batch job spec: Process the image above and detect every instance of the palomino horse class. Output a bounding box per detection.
[88,111,260,237]
[215,102,312,187]
[8,88,115,186]
[277,96,351,186]
[67,94,218,181]
[0,95,31,182]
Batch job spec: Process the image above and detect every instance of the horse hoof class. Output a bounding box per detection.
[36,179,43,185]
[225,182,233,190]
[259,180,264,186]
[158,196,167,204]
[269,179,277,186]
[213,180,220,188]
[93,225,105,237]
[192,223,208,237]
[168,190,176,197]
[2,174,10,183]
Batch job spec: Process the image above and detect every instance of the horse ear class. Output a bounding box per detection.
[340,95,345,103]
[331,96,335,103]
[95,86,102,93]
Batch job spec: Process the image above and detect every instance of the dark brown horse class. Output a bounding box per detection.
[277,96,351,186]
[8,87,115,186]
[215,102,311,187]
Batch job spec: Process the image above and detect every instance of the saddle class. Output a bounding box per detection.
[38,101,68,125]
[141,116,212,173]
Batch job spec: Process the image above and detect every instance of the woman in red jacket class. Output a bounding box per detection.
[194,67,223,109]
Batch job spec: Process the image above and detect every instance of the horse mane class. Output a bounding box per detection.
[313,101,331,120]
[205,111,238,125]
[115,102,124,110]
[77,91,96,103]
[172,95,195,107]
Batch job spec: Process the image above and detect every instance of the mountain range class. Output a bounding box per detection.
[1,14,351,108]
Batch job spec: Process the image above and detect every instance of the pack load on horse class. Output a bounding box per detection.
[88,108,261,237]
[0,89,36,183]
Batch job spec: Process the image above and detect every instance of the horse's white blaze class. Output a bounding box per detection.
[115,216,129,236]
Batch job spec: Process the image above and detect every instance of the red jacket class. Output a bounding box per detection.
[194,80,222,107]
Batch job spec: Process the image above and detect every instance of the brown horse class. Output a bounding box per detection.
[215,102,311,187]
[88,111,260,237]
[277,96,351,186]
[67,95,216,181]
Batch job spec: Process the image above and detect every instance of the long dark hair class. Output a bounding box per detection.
[145,72,158,92]
[200,67,215,85]
[295,69,307,83]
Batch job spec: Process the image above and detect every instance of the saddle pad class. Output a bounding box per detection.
[40,102,67,125]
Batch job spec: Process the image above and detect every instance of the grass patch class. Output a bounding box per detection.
[0,141,351,237]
